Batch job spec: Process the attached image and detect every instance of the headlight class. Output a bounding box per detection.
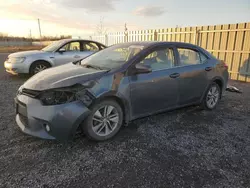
[38,84,94,106]
[9,57,26,63]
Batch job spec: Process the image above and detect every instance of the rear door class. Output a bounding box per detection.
[53,41,81,66]
[128,45,179,118]
[175,46,210,105]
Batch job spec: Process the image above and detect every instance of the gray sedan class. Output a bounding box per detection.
[15,42,229,141]
[4,39,106,75]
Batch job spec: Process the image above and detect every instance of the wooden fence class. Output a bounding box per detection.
[91,22,250,82]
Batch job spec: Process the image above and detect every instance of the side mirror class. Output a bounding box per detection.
[135,63,152,74]
[58,48,66,53]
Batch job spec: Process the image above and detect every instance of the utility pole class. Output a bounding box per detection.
[29,29,32,39]
[124,23,128,42]
[37,18,42,40]
[124,23,128,32]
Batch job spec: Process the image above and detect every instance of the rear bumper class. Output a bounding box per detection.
[15,95,91,140]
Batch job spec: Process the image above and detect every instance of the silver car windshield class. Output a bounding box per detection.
[42,41,64,52]
[81,44,145,70]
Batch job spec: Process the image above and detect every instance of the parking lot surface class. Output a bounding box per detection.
[0,53,250,188]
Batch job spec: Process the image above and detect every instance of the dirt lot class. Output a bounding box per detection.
[0,53,250,188]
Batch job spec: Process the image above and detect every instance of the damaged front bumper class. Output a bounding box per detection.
[15,94,91,140]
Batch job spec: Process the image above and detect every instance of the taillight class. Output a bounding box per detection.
[221,60,228,69]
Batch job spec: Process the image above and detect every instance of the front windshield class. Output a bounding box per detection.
[42,40,64,52]
[81,43,145,70]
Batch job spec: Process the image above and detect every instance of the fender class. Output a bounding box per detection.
[200,76,224,102]
[96,91,131,124]
[29,58,54,68]
[33,57,55,66]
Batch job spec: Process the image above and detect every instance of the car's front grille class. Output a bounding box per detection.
[21,88,41,98]
[19,113,29,126]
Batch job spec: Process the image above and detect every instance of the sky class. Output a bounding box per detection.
[0,0,249,38]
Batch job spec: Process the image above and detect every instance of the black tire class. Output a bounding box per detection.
[81,99,123,141]
[29,61,51,75]
[201,82,221,110]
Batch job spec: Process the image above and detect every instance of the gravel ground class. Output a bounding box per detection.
[0,53,250,188]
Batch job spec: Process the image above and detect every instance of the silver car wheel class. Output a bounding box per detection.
[92,105,119,136]
[34,64,47,74]
[206,86,219,109]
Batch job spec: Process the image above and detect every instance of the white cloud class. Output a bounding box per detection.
[59,0,119,12]
[133,6,166,17]
[0,1,91,29]
[0,0,124,37]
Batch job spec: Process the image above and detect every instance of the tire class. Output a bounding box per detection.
[201,82,221,110]
[29,61,51,75]
[81,99,123,141]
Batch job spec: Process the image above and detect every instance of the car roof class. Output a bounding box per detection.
[114,41,213,58]
[58,39,106,46]
[119,41,200,48]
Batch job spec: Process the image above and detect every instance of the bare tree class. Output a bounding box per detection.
[96,17,108,35]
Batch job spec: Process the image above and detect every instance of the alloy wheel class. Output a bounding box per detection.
[92,105,119,136]
[34,64,48,74]
[206,85,219,109]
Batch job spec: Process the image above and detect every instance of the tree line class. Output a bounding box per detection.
[0,33,72,41]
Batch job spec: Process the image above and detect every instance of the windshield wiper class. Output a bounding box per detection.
[73,59,81,65]
[84,64,103,70]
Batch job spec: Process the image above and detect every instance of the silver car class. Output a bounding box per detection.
[4,39,106,75]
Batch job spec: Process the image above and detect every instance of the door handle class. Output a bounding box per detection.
[74,55,80,58]
[205,67,212,71]
[169,73,180,78]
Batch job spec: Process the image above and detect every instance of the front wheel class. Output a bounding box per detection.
[201,82,221,110]
[30,61,50,75]
[81,100,123,141]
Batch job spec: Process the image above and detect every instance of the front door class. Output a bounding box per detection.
[53,41,81,66]
[175,47,209,105]
[128,46,179,119]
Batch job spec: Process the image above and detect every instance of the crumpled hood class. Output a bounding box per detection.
[23,63,107,90]
[9,50,47,57]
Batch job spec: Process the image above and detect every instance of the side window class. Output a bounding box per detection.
[61,42,80,51]
[140,48,175,71]
[177,48,206,66]
[99,44,106,50]
[83,42,99,52]
[200,53,208,63]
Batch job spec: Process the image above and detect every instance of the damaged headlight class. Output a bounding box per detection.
[38,83,95,106]
[39,90,76,105]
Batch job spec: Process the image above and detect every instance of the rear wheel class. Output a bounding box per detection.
[201,82,221,110]
[30,61,50,75]
[81,100,123,141]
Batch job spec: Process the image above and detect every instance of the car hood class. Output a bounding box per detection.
[9,50,48,57]
[23,63,108,90]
